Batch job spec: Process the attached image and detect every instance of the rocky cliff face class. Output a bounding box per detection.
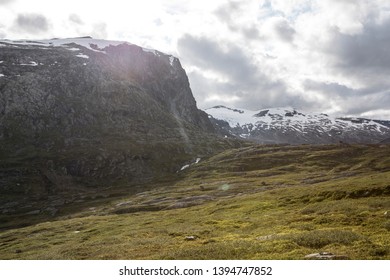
[0,37,213,138]
[0,37,232,206]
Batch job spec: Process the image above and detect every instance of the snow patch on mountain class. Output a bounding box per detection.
[76,53,89,59]
[19,61,38,66]
[0,37,173,58]
[179,158,202,172]
[0,37,129,53]
[142,47,157,55]
[0,37,180,69]
[206,106,257,127]
[206,105,390,144]
[206,105,333,127]
[169,56,175,66]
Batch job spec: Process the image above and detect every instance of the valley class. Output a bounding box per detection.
[1,144,389,259]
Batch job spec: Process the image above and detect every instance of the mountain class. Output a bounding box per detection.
[206,105,390,144]
[0,37,239,213]
[380,138,390,144]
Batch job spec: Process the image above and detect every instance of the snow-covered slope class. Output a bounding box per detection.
[206,105,390,144]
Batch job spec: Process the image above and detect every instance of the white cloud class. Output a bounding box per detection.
[205,94,241,104]
[361,109,390,120]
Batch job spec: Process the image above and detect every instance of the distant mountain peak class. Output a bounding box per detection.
[206,105,390,144]
[209,105,245,114]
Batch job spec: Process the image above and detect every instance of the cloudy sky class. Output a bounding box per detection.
[1,0,390,119]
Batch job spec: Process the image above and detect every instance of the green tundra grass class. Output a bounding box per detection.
[0,144,389,259]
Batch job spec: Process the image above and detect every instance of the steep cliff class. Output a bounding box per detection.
[0,37,233,205]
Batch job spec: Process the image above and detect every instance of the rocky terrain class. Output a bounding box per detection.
[206,105,390,144]
[0,37,240,221]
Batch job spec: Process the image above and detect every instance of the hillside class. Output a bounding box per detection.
[1,144,389,259]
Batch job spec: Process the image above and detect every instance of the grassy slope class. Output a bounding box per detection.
[0,144,389,259]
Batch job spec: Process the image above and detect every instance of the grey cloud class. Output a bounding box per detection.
[304,80,356,97]
[343,92,390,117]
[214,1,240,24]
[301,16,390,118]
[178,34,259,88]
[234,87,314,111]
[69,14,84,25]
[273,18,295,42]
[0,0,14,5]
[187,70,231,108]
[241,25,261,41]
[303,80,390,117]
[189,1,389,118]
[178,34,313,110]
[91,22,107,39]
[304,79,390,98]
[215,1,261,41]
[14,13,49,34]
[327,19,390,79]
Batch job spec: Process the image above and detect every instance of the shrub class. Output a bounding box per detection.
[293,229,363,249]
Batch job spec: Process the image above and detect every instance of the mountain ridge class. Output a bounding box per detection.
[206,105,390,144]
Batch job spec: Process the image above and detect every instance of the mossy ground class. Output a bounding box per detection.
[0,144,389,259]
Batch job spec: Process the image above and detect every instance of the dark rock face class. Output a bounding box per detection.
[0,38,231,204]
[0,40,212,140]
[380,138,390,144]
